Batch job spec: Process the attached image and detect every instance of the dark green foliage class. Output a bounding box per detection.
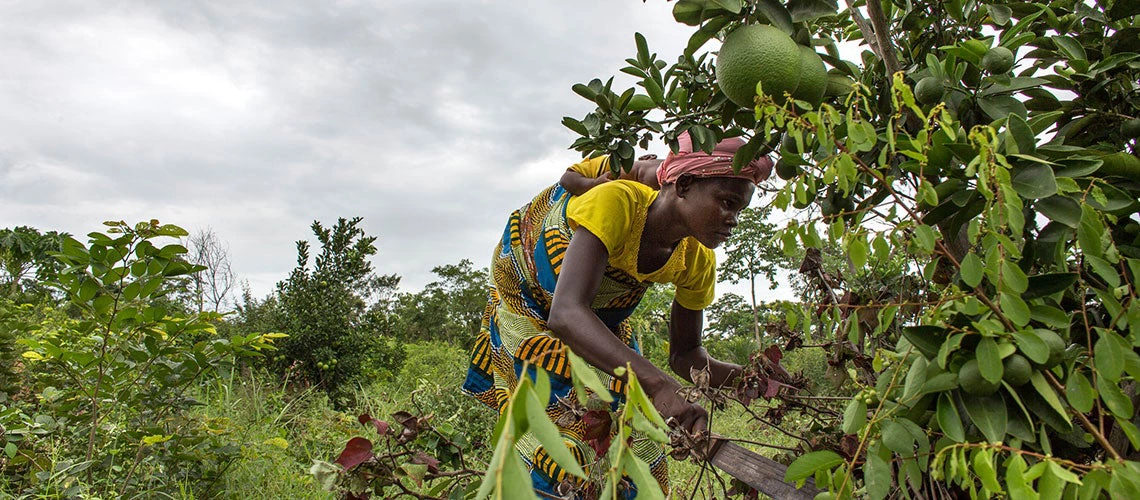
[274,217,404,402]
[385,259,488,347]
[0,226,67,301]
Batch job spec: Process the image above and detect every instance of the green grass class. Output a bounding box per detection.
[183,341,807,499]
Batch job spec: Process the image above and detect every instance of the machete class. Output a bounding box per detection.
[704,435,822,500]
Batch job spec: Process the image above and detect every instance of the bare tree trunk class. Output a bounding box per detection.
[750,275,761,347]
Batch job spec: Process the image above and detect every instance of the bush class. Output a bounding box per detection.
[0,220,283,497]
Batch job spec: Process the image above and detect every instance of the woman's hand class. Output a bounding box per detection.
[650,382,708,434]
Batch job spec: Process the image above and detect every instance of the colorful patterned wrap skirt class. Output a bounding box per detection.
[462,184,669,497]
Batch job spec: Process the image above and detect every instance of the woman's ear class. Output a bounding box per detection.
[674,173,696,197]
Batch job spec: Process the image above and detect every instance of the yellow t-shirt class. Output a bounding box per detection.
[567,155,611,179]
[565,180,716,310]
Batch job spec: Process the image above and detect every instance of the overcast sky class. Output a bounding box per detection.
[1,0,800,303]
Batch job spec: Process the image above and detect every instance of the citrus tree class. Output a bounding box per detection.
[541,0,1140,497]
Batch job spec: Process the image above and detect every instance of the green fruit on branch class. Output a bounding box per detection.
[716,25,804,107]
[982,46,1015,74]
[1034,329,1067,368]
[775,159,801,180]
[915,77,945,105]
[793,46,828,108]
[959,358,1000,396]
[1002,354,1033,387]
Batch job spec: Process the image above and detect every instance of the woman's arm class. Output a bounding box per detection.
[667,300,743,388]
[559,169,611,196]
[548,229,708,432]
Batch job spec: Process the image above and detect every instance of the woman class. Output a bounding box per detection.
[463,132,772,496]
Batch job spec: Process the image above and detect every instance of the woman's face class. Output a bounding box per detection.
[677,176,755,248]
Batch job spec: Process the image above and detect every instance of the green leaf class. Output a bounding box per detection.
[912,224,936,254]
[1086,255,1122,289]
[960,252,983,287]
[1078,205,1107,259]
[785,0,839,22]
[978,94,1027,121]
[848,236,868,269]
[1108,0,1140,21]
[937,393,965,442]
[1053,35,1087,62]
[621,451,665,499]
[755,0,794,34]
[1030,372,1069,420]
[902,326,948,359]
[499,450,538,500]
[842,398,867,434]
[1095,331,1127,382]
[1065,371,1096,413]
[977,338,1004,384]
[865,452,891,500]
[1097,374,1134,418]
[1116,417,1140,450]
[1037,196,1082,228]
[962,393,1007,443]
[524,390,586,479]
[1007,115,1035,154]
[732,135,766,176]
[1000,292,1031,327]
[903,356,929,402]
[973,449,1002,492]
[1000,261,1028,294]
[565,349,614,404]
[1006,454,1039,500]
[1030,305,1069,329]
[784,450,844,484]
[634,32,649,67]
[1023,273,1078,300]
[561,117,589,137]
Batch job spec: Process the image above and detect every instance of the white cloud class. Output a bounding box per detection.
[0,0,802,304]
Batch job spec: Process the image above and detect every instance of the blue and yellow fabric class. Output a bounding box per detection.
[463,178,713,497]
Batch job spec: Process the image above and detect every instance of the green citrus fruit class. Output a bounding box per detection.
[915,77,945,105]
[1121,118,1140,138]
[716,25,802,107]
[1002,354,1033,387]
[959,359,1000,396]
[982,46,1015,74]
[775,159,801,180]
[1035,329,1066,368]
[792,46,828,107]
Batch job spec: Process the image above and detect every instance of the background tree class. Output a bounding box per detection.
[385,259,487,346]
[0,226,66,300]
[275,217,403,402]
[719,206,787,344]
[184,227,237,313]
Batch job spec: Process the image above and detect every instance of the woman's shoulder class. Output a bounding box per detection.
[572,179,656,206]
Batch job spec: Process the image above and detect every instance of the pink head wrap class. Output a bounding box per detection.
[656,131,773,186]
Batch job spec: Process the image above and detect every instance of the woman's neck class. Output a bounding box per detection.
[643,191,686,250]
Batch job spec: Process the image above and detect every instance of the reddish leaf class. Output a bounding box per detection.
[411,451,441,473]
[358,413,390,436]
[838,434,860,459]
[763,379,782,399]
[582,410,612,440]
[763,345,783,364]
[335,437,374,470]
[583,410,613,456]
